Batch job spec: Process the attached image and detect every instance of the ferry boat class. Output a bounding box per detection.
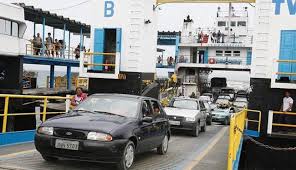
[176,6,252,96]
[0,2,27,94]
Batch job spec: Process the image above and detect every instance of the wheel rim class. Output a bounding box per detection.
[125,145,134,168]
[162,135,168,152]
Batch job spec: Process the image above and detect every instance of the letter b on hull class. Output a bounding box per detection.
[104,1,115,17]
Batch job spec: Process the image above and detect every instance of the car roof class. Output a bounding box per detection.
[173,96,199,101]
[92,93,156,101]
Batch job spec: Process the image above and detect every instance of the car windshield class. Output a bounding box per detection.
[74,96,139,118]
[199,96,210,102]
[235,98,247,102]
[216,98,229,103]
[171,99,198,110]
[234,102,247,107]
[218,96,231,100]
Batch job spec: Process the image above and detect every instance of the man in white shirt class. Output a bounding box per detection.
[280,91,294,132]
[281,91,293,112]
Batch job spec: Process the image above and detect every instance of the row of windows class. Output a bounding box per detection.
[218,21,246,27]
[0,18,19,37]
[216,50,241,57]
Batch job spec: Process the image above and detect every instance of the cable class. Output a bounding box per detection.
[49,0,91,11]
[249,3,255,8]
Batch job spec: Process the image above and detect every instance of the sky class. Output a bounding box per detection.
[3,0,254,82]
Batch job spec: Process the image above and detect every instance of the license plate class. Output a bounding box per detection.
[169,120,180,126]
[55,139,79,151]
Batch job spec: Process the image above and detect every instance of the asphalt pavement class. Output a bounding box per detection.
[0,123,228,170]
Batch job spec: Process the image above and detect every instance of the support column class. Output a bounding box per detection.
[80,27,83,51]
[33,23,36,36]
[50,65,55,88]
[42,17,46,56]
[63,24,66,58]
[53,28,55,41]
[68,31,71,59]
[67,66,72,90]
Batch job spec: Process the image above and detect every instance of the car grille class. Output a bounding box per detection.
[54,128,88,140]
[168,116,184,121]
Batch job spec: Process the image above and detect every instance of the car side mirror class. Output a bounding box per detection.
[142,117,153,123]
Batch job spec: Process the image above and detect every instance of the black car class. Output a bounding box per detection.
[35,94,170,170]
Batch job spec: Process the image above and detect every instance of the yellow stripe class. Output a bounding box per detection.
[0,149,36,159]
[272,123,296,128]
[273,111,296,115]
[184,127,228,170]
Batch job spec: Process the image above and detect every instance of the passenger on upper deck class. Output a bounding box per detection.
[46,33,53,56]
[35,33,42,55]
[74,45,80,59]
[54,39,61,57]
[71,87,88,107]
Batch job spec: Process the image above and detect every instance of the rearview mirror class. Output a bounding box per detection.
[142,117,153,123]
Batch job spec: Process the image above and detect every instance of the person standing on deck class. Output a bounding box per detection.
[35,33,42,55]
[46,33,53,56]
[71,87,88,107]
[280,91,294,131]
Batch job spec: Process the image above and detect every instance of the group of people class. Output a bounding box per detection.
[31,33,66,57]
[157,56,175,66]
[210,30,225,43]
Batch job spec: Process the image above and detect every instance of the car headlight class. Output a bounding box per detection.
[87,132,113,141]
[37,127,53,136]
[185,117,196,122]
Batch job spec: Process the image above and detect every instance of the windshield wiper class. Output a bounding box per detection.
[73,109,97,114]
[93,111,126,117]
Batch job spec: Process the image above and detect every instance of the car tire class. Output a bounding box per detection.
[41,155,58,162]
[201,123,206,132]
[157,134,169,155]
[192,123,200,137]
[207,118,212,125]
[117,141,135,170]
[223,118,229,125]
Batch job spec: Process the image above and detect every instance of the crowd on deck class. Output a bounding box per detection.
[196,30,226,44]
[157,56,175,66]
[30,33,88,59]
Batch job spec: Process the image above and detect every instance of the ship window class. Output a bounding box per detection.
[5,20,11,35]
[233,51,240,57]
[225,51,232,57]
[216,50,223,56]
[12,22,18,37]
[0,19,5,34]
[231,21,236,27]
[218,21,226,27]
[237,21,246,27]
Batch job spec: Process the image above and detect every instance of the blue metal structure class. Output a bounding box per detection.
[14,3,90,90]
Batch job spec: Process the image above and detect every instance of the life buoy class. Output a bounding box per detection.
[209,58,216,64]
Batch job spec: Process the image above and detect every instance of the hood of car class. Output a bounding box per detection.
[164,107,199,118]
[42,113,133,134]
[212,110,230,116]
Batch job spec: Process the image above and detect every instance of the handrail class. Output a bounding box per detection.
[228,109,261,170]
[84,52,116,56]
[276,60,296,63]
[0,94,71,133]
[268,111,296,135]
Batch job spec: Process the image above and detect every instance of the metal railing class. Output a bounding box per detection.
[177,55,249,65]
[228,109,261,170]
[82,52,117,73]
[0,94,71,133]
[180,35,252,45]
[26,43,78,60]
[267,111,296,135]
[275,60,296,76]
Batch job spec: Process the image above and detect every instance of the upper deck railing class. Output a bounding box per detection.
[180,34,253,46]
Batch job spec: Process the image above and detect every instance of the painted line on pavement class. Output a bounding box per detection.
[0,149,36,159]
[183,126,228,170]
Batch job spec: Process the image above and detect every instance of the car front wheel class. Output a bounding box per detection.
[117,141,135,170]
[157,134,169,155]
[41,155,58,162]
[192,123,200,137]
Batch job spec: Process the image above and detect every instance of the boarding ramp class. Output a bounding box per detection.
[0,94,71,145]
